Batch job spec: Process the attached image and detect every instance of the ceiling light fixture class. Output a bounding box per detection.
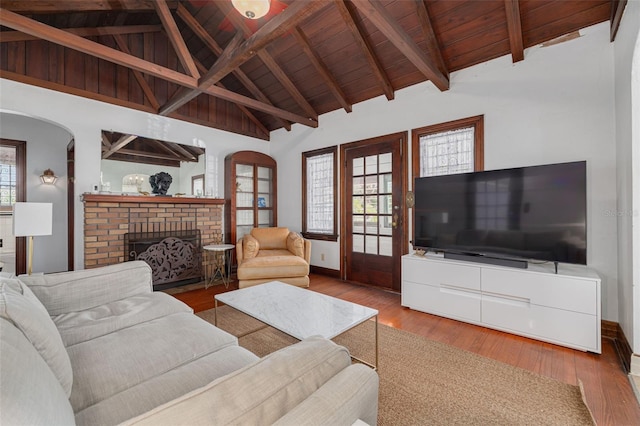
[232,0,271,19]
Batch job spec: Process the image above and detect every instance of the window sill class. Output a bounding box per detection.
[301,233,338,242]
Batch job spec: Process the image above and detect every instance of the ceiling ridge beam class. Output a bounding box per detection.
[416,0,449,77]
[0,8,197,88]
[350,0,449,91]
[176,3,289,131]
[504,0,524,62]
[0,25,162,43]
[215,0,318,120]
[158,0,327,119]
[153,0,200,78]
[293,27,352,113]
[112,34,161,110]
[335,0,394,101]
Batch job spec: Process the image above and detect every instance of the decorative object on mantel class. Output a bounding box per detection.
[40,169,57,185]
[149,172,173,195]
[12,202,53,275]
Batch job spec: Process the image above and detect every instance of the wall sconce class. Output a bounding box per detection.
[232,0,270,19]
[40,169,58,185]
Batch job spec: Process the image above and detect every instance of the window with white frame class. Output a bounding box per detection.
[302,146,338,240]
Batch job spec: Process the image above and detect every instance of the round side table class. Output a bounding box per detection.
[203,244,235,289]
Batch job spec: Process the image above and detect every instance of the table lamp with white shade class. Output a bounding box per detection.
[13,202,53,275]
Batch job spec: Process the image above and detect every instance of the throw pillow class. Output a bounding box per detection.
[0,278,73,397]
[286,232,305,258]
[243,234,260,259]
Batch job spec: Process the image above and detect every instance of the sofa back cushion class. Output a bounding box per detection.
[0,278,73,397]
[251,227,289,250]
[286,232,305,258]
[1,318,75,425]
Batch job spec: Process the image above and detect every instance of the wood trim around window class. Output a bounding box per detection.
[411,115,485,180]
[1,139,27,275]
[301,146,338,241]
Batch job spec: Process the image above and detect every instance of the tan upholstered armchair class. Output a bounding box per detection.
[236,227,311,288]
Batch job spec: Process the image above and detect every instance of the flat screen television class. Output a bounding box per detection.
[413,161,587,267]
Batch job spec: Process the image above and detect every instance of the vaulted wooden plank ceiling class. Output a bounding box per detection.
[0,0,625,146]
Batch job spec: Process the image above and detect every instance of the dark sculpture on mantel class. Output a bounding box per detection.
[149,172,173,195]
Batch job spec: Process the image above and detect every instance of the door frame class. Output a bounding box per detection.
[339,131,409,291]
[1,139,27,275]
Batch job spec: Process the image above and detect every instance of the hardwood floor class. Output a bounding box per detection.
[171,273,640,425]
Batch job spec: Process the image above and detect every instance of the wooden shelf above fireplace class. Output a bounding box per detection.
[82,193,224,205]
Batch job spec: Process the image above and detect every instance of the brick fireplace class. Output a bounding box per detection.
[82,194,224,288]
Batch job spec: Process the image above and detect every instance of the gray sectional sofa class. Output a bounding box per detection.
[0,261,379,425]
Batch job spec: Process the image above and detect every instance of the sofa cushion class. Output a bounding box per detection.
[20,261,153,316]
[286,232,305,257]
[120,337,351,426]
[74,345,258,426]
[67,311,239,413]
[243,234,260,259]
[0,318,75,426]
[251,227,289,250]
[237,255,310,280]
[0,278,74,397]
[53,292,193,346]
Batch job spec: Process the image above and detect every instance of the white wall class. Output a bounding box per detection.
[0,113,71,273]
[0,81,269,269]
[614,0,640,356]
[271,22,620,321]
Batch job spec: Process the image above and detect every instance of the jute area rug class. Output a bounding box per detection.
[197,306,595,426]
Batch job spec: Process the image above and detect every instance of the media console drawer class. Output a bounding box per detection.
[403,255,480,291]
[481,268,598,315]
[401,254,601,353]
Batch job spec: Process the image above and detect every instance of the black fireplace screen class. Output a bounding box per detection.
[125,229,202,289]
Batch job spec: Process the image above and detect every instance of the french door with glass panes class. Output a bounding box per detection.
[342,133,406,291]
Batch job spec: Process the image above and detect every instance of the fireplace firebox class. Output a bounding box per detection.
[125,228,202,290]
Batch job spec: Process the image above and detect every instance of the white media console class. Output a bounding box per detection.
[401,253,601,353]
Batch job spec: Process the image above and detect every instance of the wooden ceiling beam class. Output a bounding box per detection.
[192,58,271,136]
[159,31,244,115]
[114,148,186,162]
[202,83,318,128]
[0,24,162,43]
[350,0,449,91]
[112,34,161,110]
[335,0,394,101]
[102,134,138,159]
[153,0,199,78]
[293,27,352,113]
[176,4,290,131]
[149,139,195,161]
[101,132,112,149]
[504,0,524,62]
[0,8,197,88]
[0,0,178,13]
[416,1,449,76]
[215,0,318,121]
[160,0,327,116]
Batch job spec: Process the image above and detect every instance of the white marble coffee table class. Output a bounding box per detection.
[214,281,378,370]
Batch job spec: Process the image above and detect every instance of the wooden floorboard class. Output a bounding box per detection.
[170,273,640,425]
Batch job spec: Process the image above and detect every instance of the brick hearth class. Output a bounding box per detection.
[82,194,224,269]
